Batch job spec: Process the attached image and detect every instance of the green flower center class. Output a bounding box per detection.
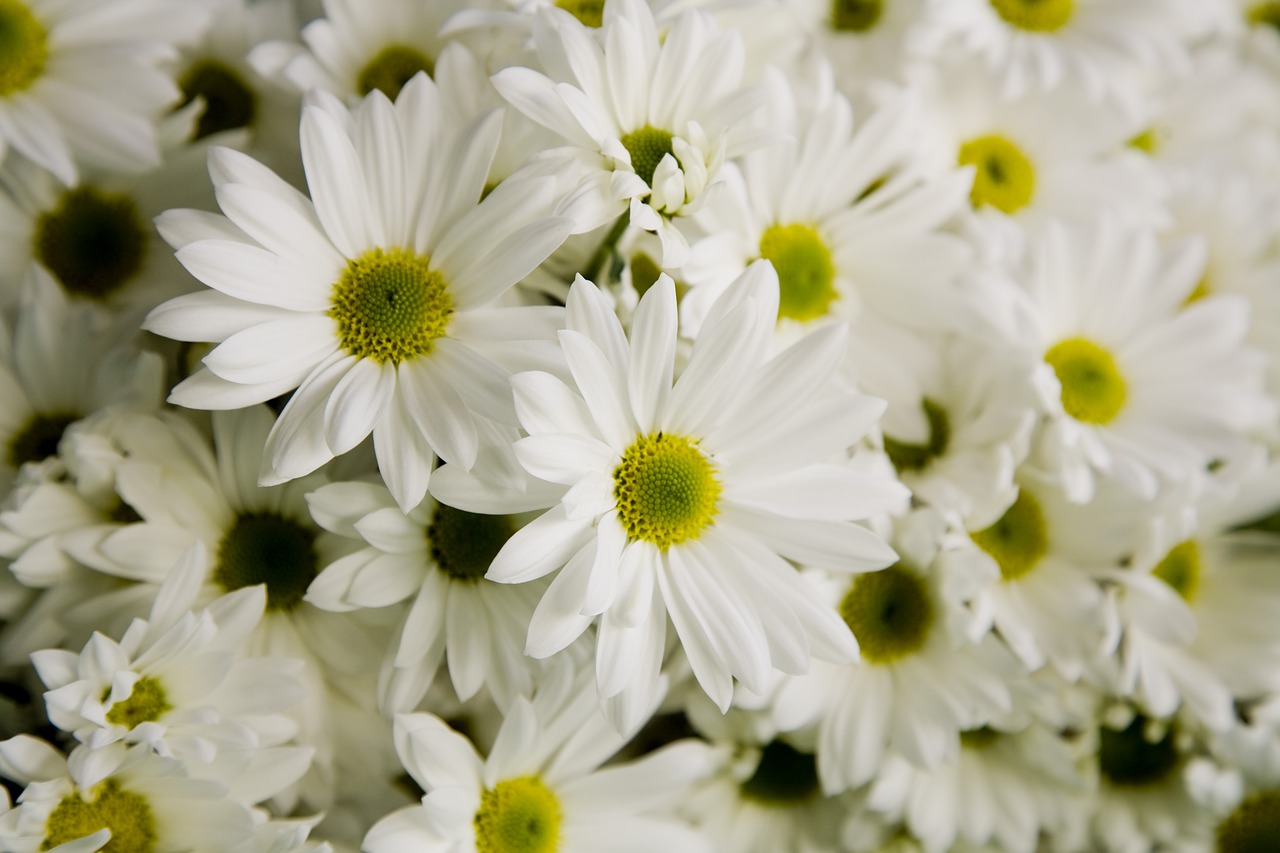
[1217,790,1280,853]
[883,398,951,473]
[1248,2,1280,31]
[42,780,156,853]
[628,252,664,299]
[34,185,148,301]
[958,134,1036,214]
[178,58,259,140]
[1044,337,1127,425]
[619,125,675,188]
[1152,540,1201,602]
[1099,715,1179,787]
[960,727,1002,749]
[0,0,47,97]
[474,775,562,853]
[104,676,171,728]
[329,247,454,364]
[427,504,514,583]
[989,0,1074,32]
[831,0,883,31]
[215,511,319,611]
[971,490,1049,581]
[1128,128,1159,155]
[758,223,838,323]
[740,740,819,805]
[555,0,605,27]
[614,433,721,550]
[357,44,434,101]
[839,565,934,665]
[8,411,77,468]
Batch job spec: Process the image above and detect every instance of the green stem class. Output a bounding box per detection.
[584,214,630,283]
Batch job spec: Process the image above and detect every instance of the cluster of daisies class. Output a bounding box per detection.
[4,0,1280,850]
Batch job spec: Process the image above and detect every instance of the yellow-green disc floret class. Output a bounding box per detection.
[831,0,883,32]
[105,676,171,728]
[1217,790,1280,853]
[215,511,319,611]
[758,223,838,323]
[1152,540,1201,602]
[474,775,562,853]
[989,0,1074,32]
[883,398,951,473]
[8,411,78,468]
[42,780,156,853]
[357,44,434,101]
[330,247,454,364]
[614,433,721,550]
[839,565,935,664]
[958,134,1036,214]
[427,504,514,582]
[0,0,47,97]
[971,490,1049,581]
[178,58,258,140]
[35,186,147,302]
[619,125,675,188]
[1044,337,1127,425]
[555,0,605,27]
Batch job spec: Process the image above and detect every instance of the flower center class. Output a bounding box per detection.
[555,0,604,27]
[1099,715,1179,788]
[215,511,319,611]
[178,58,259,140]
[958,135,1036,214]
[0,0,47,97]
[427,504,514,583]
[739,740,819,806]
[1128,128,1159,155]
[474,775,562,853]
[357,44,434,101]
[1186,275,1211,304]
[960,727,1002,749]
[105,676,171,728]
[989,0,1074,32]
[883,398,951,473]
[839,564,934,665]
[758,223,838,323]
[1217,790,1280,853]
[329,247,454,364]
[1044,337,1127,425]
[971,490,1049,581]
[614,433,721,550]
[8,411,77,468]
[1248,2,1280,31]
[42,780,156,853]
[1151,540,1200,602]
[831,0,883,31]
[34,186,148,301]
[619,125,675,188]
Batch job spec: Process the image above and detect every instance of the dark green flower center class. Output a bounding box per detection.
[427,504,514,583]
[215,511,319,611]
[34,186,148,301]
[178,58,259,140]
[1217,790,1280,853]
[1099,716,1179,787]
[839,564,934,664]
[619,125,675,188]
[831,0,883,31]
[8,411,77,468]
[884,398,951,473]
[555,0,605,27]
[740,740,819,805]
[357,44,434,101]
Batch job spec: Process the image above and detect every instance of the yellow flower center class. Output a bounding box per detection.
[0,0,47,97]
[1128,128,1160,155]
[831,0,883,32]
[330,247,454,364]
[971,491,1049,581]
[1248,2,1280,32]
[105,676,171,728]
[356,44,434,101]
[42,780,156,853]
[883,398,951,473]
[7,411,77,468]
[619,125,675,188]
[34,185,148,302]
[555,0,605,27]
[839,565,934,665]
[1044,337,1127,424]
[474,776,562,853]
[1186,275,1211,304]
[1217,790,1280,853]
[215,511,319,611]
[427,504,514,582]
[989,0,1074,32]
[614,433,721,550]
[178,58,259,140]
[757,223,838,323]
[1151,540,1200,602]
[958,134,1036,214]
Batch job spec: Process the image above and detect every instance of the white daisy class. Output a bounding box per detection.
[363,662,716,853]
[434,266,906,731]
[143,75,575,511]
[490,0,769,265]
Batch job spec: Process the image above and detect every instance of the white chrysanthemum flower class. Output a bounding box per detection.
[0,0,211,185]
[435,266,907,730]
[491,0,767,265]
[364,663,716,853]
[144,75,575,511]
[914,0,1195,103]
[1009,219,1273,502]
[248,0,463,104]
[304,480,546,711]
[771,510,1020,794]
[681,73,972,336]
